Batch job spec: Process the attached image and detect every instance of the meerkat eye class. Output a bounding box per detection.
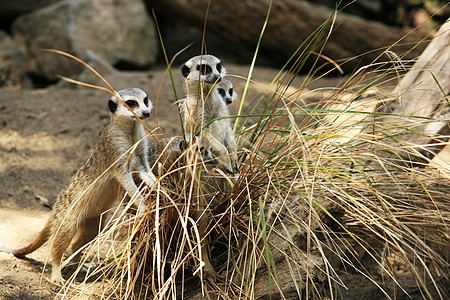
[196,64,212,75]
[216,63,222,73]
[143,96,149,107]
[218,88,226,97]
[229,88,233,96]
[125,100,138,108]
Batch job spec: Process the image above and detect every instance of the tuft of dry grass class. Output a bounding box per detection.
[50,11,448,300]
[54,57,449,299]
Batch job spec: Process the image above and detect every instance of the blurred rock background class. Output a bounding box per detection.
[0,0,448,89]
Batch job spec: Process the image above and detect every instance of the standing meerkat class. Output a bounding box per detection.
[180,55,240,282]
[0,88,157,284]
[206,78,239,173]
[180,54,239,174]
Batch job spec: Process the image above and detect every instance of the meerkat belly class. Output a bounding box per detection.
[208,122,226,142]
[82,176,120,218]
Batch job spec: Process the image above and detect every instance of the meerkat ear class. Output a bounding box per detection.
[181,64,190,77]
[108,99,117,113]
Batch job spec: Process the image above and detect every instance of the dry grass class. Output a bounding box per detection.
[49,9,449,300]
[50,57,449,299]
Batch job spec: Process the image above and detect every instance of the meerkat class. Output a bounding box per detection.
[180,54,239,174]
[210,79,239,173]
[179,55,241,282]
[0,88,157,284]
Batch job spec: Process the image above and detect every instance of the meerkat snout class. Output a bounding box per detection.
[181,55,226,84]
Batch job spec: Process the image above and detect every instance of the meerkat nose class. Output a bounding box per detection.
[142,112,150,119]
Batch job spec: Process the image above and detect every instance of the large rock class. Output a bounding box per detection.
[12,0,158,83]
[0,0,61,21]
[0,30,30,89]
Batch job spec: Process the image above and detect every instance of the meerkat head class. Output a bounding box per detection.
[181,55,226,84]
[108,88,153,120]
[216,79,237,105]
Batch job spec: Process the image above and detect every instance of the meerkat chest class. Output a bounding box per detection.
[86,175,120,216]
[115,123,148,166]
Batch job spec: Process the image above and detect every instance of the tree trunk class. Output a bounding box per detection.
[148,0,430,72]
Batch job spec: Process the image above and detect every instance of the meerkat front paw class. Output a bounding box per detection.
[139,171,157,189]
[232,161,240,174]
[135,197,149,217]
[231,152,240,174]
[215,154,235,174]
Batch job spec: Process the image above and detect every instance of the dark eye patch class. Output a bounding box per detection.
[196,64,212,75]
[229,88,233,96]
[216,62,222,73]
[181,64,190,77]
[218,88,226,97]
[108,100,117,113]
[125,100,138,108]
[143,96,149,107]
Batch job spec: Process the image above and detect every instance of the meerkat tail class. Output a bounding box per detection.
[5,222,51,258]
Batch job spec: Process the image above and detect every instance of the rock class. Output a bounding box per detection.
[0,30,30,89]
[0,0,61,22]
[11,0,158,83]
[77,50,117,86]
